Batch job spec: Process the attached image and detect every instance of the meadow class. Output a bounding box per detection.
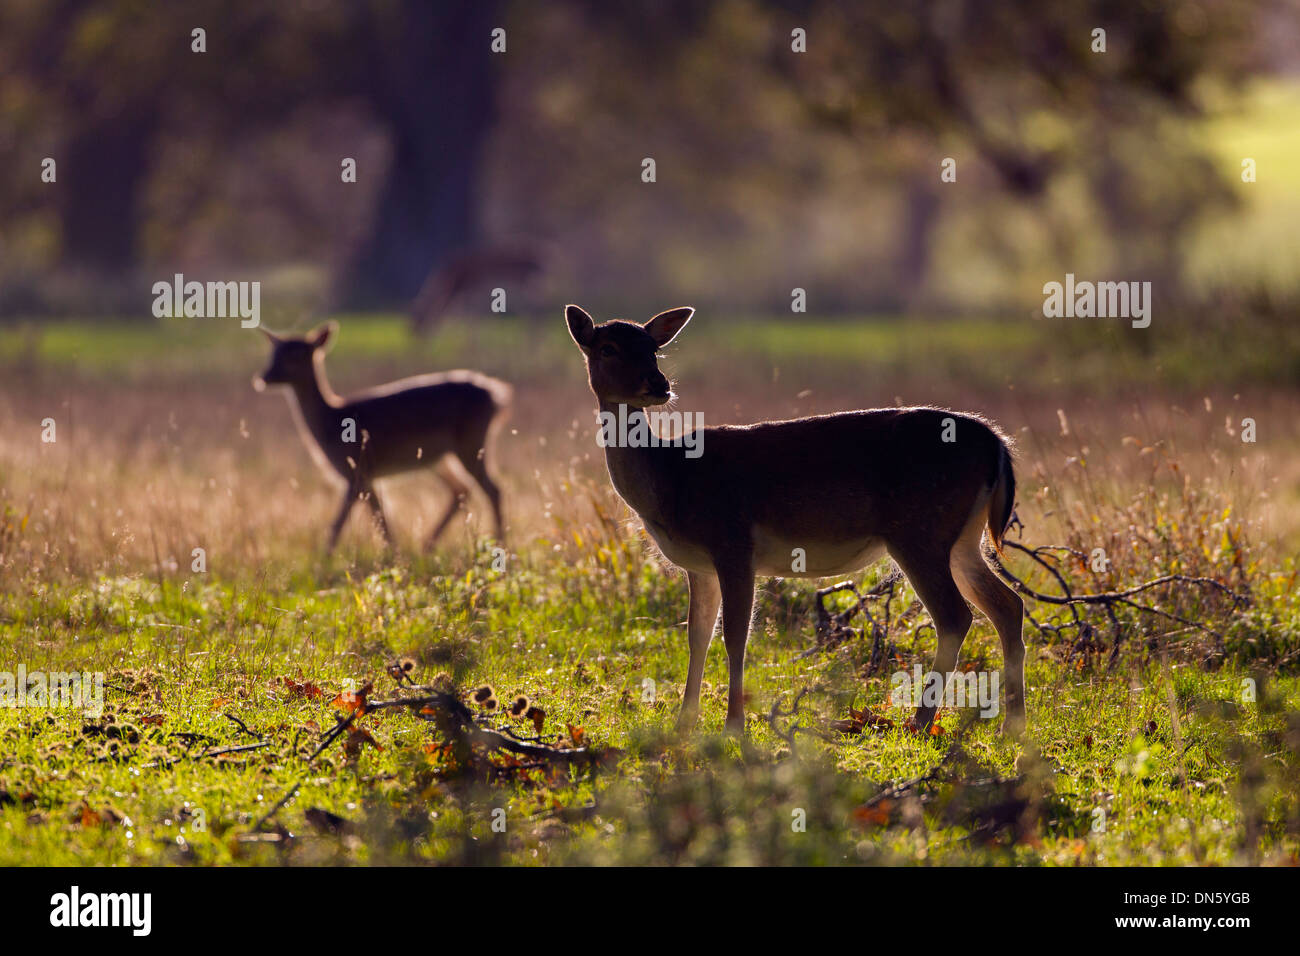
[0,311,1297,865]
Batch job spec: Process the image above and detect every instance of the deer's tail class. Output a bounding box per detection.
[987,438,1016,553]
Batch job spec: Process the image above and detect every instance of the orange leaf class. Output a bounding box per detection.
[278,676,324,699]
[331,681,374,715]
[853,797,895,827]
[834,706,893,736]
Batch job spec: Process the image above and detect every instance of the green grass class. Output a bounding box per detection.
[5,307,1300,394]
[1,311,1298,865]
[1,544,1297,866]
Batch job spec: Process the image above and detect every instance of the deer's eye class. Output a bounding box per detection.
[599,344,618,358]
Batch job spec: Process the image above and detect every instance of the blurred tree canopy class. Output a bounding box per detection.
[0,0,1288,317]
[0,0,499,311]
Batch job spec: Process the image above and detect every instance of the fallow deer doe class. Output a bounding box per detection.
[565,304,1025,735]
[254,322,510,551]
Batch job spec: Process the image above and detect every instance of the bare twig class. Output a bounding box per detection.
[803,537,1246,671]
[223,712,261,740]
[765,689,843,755]
[252,781,302,833]
[989,541,1246,644]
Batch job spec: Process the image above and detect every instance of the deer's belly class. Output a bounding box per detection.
[642,520,716,574]
[641,519,888,579]
[751,527,887,578]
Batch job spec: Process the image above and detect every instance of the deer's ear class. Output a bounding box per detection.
[644,307,694,348]
[308,320,338,351]
[565,304,595,352]
[260,328,283,345]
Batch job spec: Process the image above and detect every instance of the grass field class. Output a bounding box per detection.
[1,312,1298,865]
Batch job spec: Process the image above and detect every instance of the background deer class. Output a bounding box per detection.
[254,321,510,551]
[410,244,544,335]
[565,304,1025,735]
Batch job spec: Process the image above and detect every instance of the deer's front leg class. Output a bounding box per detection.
[716,561,757,734]
[360,484,394,548]
[327,485,358,553]
[676,571,721,733]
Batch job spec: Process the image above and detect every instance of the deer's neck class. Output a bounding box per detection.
[286,364,342,444]
[598,401,670,518]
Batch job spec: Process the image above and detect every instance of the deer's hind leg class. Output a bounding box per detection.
[714,556,757,734]
[426,458,471,549]
[950,530,1026,736]
[454,446,504,544]
[888,543,973,732]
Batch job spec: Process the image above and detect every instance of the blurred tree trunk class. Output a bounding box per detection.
[341,1,500,309]
[57,114,155,274]
[897,172,940,308]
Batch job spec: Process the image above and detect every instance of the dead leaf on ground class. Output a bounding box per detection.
[831,705,894,736]
[853,797,896,827]
[331,681,374,715]
[276,676,324,700]
[344,726,382,758]
[526,705,546,733]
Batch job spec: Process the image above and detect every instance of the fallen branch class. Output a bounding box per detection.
[202,741,270,758]
[804,571,913,670]
[804,537,1246,670]
[988,540,1247,655]
[765,689,843,756]
[993,541,1244,610]
[373,691,600,765]
[139,739,269,770]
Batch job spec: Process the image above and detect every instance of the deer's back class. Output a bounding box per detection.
[331,371,510,477]
[622,406,1010,554]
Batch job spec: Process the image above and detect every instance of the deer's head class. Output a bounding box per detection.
[253,322,336,391]
[565,304,694,408]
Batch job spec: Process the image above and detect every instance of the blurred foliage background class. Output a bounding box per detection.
[1,0,1298,318]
